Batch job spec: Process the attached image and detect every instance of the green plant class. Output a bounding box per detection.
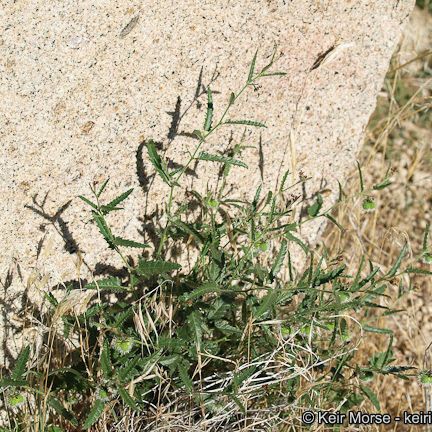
[0,51,425,431]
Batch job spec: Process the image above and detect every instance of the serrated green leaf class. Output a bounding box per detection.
[113,236,149,249]
[204,87,213,132]
[83,399,105,429]
[260,71,287,77]
[285,231,308,254]
[85,277,126,292]
[48,397,78,426]
[225,119,266,128]
[383,365,416,374]
[44,292,58,307]
[197,152,248,169]
[117,386,138,411]
[193,129,205,141]
[386,243,408,278]
[232,365,257,391]
[146,140,172,186]
[92,212,114,247]
[100,340,112,379]
[178,362,193,394]
[113,309,133,328]
[373,178,392,190]
[96,178,110,198]
[188,311,203,347]
[78,195,98,210]
[254,290,279,319]
[12,346,30,380]
[360,385,380,411]
[0,378,28,389]
[247,50,258,83]
[172,219,205,243]
[208,298,230,320]
[362,325,393,335]
[406,267,432,275]
[102,188,133,214]
[181,282,221,302]
[423,222,430,252]
[228,393,246,414]
[136,259,181,278]
[315,265,345,287]
[159,354,180,367]
[214,320,241,335]
[118,355,140,383]
[252,185,262,210]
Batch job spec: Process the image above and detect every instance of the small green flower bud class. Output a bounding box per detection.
[8,392,25,408]
[96,388,110,402]
[324,322,335,332]
[206,197,219,209]
[337,292,350,303]
[418,370,432,386]
[300,324,318,337]
[112,336,134,354]
[281,326,292,337]
[256,241,268,252]
[362,196,376,212]
[421,252,432,265]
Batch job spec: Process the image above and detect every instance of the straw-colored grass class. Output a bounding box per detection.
[323,5,432,428]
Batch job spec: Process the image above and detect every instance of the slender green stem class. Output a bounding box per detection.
[156,75,261,257]
[156,187,174,257]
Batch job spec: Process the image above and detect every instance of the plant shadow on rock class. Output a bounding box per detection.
[25,194,80,255]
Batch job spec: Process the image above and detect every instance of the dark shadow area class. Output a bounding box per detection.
[25,194,80,255]
[167,96,182,141]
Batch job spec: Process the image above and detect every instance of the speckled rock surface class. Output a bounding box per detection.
[0,0,413,364]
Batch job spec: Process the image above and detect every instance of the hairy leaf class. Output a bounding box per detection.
[100,339,112,379]
[12,346,30,380]
[225,119,266,128]
[247,50,258,83]
[386,243,408,278]
[181,282,221,302]
[197,151,248,168]
[85,277,126,292]
[83,399,105,429]
[92,212,114,247]
[178,362,193,394]
[117,386,138,410]
[78,195,98,210]
[188,311,203,346]
[48,397,78,426]
[146,140,172,186]
[136,259,181,278]
[360,385,380,411]
[102,188,133,214]
[113,236,149,249]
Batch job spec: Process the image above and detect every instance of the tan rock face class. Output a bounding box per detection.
[0,0,413,364]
